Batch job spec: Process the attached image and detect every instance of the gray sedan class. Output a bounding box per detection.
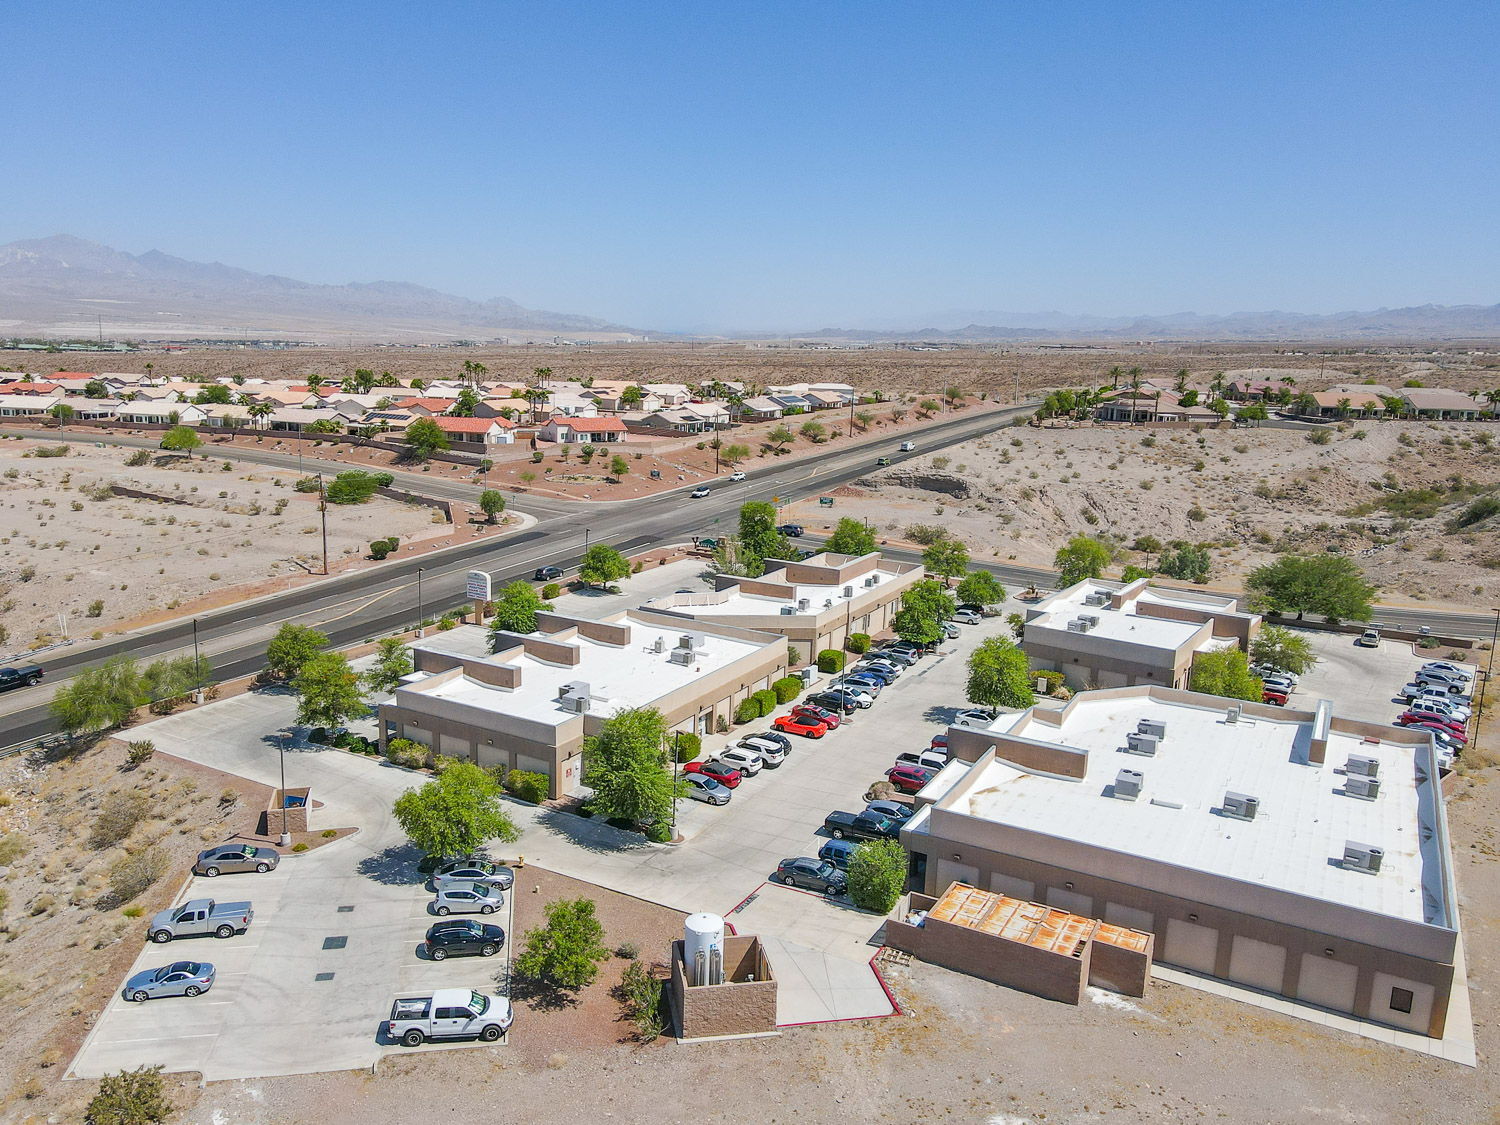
[122,961,216,1002]
[432,860,515,893]
[193,844,280,877]
[431,883,505,916]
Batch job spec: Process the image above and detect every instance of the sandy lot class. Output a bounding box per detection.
[782,417,1500,608]
[0,436,442,648]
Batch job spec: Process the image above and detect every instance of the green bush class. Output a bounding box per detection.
[294,476,321,493]
[771,676,803,704]
[87,1064,174,1125]
[672,732,702,762]
[816,649,846,674]
[751,688,777,717]
[370,539,393,560]
[384,737,430,770]
[1032,669,1066,695]
[734,698,760,724]
[542,582,562,599]
[643,821,673,844]
[846,632,872,654]
[847,839,907,914]
[125,448,151,467]
[503,769,550,804]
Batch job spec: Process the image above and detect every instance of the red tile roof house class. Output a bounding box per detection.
[1,381,63,395]
[432,415,517,448]
[539,416,628,444]
[394,397,460,417]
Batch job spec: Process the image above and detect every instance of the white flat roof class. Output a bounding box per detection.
[654,569,905,620]
[1028,580,1248,654]
[409,616,771,727]
[953,694,1442,925]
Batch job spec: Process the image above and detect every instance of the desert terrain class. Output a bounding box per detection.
[0,437,445,651]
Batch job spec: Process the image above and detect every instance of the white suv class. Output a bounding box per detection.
[713,747,764,775]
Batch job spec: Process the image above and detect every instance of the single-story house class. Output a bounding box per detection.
[593,390,664,415]
[769,394,813,414]
[1400,388,1482,420]
[473,397,523,420]
[0,394,61,417]
[644,383,693,406]
[116,403,208,425]
[540,416,628,444]
[541,392,600,418]
[1225,380,1282,401]
[639,409,713,433]
[70,400,123,420]
[805,389,852,410]
[739,395,784,420]
[0,381,62,396]
[1310,391,1386,418]
[359,409,418,432]
[264,407,357,432]
[393,396,460,417]
[432,416,516,447]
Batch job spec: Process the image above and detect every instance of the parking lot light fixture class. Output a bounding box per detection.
[1474,607,1500,758]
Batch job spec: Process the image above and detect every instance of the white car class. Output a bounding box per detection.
[690,487,711,498]
[1408,694,1472,722]
[858,658,904,677]
[953,708,995,729]
[431,884,504,916]
[713,747,764,775]
[1415,667,1471,693]
[953,609,983,625]
[1420,661,1473,683]
[736,736,788,765]
[895,749,949,772]
[729,471,746,481]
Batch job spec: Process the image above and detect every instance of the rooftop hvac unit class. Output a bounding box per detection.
[870,574,880,584]
[1346,753,1379,779]
[1124,732,1159,757]
[780,605,796,615]
[1345,776,1381,801]
[1066,619,1086,633]
[1226,705,1242,724]
[797,598,811,611]
[678,634,695,649]
[668,649,694,666]
[1114,768,1143,800]
[1138,719,1167,740]
[1343,841,1384,875]
[1084,591,1110,607]
[1079,614,1100,628]
[1222,792,1259,820]
[651,636,665,653]
[864,576,876,587]
[843,585,855,598]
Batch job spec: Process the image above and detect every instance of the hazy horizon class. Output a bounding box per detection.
[7,3,1497,333]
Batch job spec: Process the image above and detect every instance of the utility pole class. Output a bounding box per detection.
[416,568,426,637]
[1474,608,1500,759]
[318,475,329,575]
[192,618,204,703]
[277,735,291,847]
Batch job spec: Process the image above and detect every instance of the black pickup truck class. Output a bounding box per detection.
[823,810,901,842]
[0,664,43,692]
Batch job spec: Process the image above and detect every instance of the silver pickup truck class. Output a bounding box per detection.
[148,898,254,943]
[387,989,513,1046]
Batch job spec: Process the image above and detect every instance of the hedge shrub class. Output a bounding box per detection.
[384,737,430,770]
[542,582,562,600]
[734,698,760,724]
[771,676,803,704]
[751,689,777,717]
[673,732,702,762]
[816,649,846,674]
[503,769,550,804]
[846,632,872,654]
[1032,669,1066,696]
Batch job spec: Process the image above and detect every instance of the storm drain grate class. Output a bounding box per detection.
[315,972,335,982]
[337,905,355,913]
[322,936,348,950]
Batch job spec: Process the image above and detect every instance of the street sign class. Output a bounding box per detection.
[466,570,492,602]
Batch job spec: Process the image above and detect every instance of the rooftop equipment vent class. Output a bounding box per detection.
[797,598,810,611]
[1138,719,1167,740]
[1344,776,1381,801]
[1124,732,1158,757]
[1079,614,1100,628]
[1084,591,1110,607]
[870,574,880,584]
[651,636,665,653]
[1346,754,1379,779]
[678,634,695,649]
[864,576,876,587]
[843,585,855,598]
[1114,768,1143,800]
[668,649,694,667]
[1066,618,1087,633]
[780,605,796,615]
[1226,705,1242,724]
[1342,841,1384,875]
[1222,792,1259,820]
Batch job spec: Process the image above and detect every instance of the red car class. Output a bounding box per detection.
[930,733,949,751]
[1396,711,1465,735]
[773,713,827,739]
[1262,688,1290,706]
[684,761,742,788]
[791,704,841,730]
[885,764,937,794]
[1408,721,1468,744]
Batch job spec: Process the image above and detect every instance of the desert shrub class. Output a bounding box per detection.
[294,476,321,493]
[905,523,946,546]
[616,957,667,1040]
[0,833,31,866]
[325,470,386,504]
[615,940,640,959]
[1306,429,1332,445]
[292,842,310,852]
[1186,505,1207,522]
[125,740,156,768]
[542,582,562,599]
[109,846,169,904]
[1131,535,1162,553]
[322,828,337,837]
[91,791,149,849]
[125,449,151,466]
[771,676,803,704]
[751,688,777,716]
[1450,494,1500,531]
[384,737,431,770]
[846,632,871,654]
[33,445,70,457]
[503,769,550,804]
[816,649,846,674]
[86,1064,175,1125]
[369,537,398,560]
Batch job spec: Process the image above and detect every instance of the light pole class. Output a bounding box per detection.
[318,475,329,575]
[669,730,681,840]
[192,618,204,704]
[1473,607,1500,760]
[416,568,426,638]
[277,734,291,847]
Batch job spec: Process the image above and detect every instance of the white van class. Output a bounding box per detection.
[899,441,916,452]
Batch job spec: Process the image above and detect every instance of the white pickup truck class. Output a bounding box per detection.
[148,898,254,943]
[387,988,513,1046]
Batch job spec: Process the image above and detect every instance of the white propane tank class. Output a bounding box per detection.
[684,912,725,985]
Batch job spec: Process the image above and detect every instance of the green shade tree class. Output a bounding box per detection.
[722,442,751,466]
[264,623,329,680]
[579,544,630,589]
[1245,555,1376,624]
[582,706,681,829]
[1053,534,1112,586]
[767,424,794,450]
[824,517,876,557]
[488,581,552,640]
[293,652,366,730]
[478,489,506,523]
[847,839,908,914]
[922,537,970,586]
[1157,545,1211,584]
[361,637,414,696]
[451,387,481,416]
[966,636,1035,710]
[50,656,143,735]
[892,579,955,645]
[393,761,520,859]
[49,402,75,426]
[139,654,213,710]
[955,569,1005,608]
[609,453,629,478]
[1248,624,1320,675]
[1189,649,1263,702]
[512,897,610,994]
[84,378,108,397]
[193,383,232,405]
[737,500,791,576]
[403,416,449,462]
[159,425,202,457]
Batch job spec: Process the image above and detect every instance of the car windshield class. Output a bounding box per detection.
[471,991,489,1015]
[817,863,837,878]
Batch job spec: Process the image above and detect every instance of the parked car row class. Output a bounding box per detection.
[1393,660,1476,766]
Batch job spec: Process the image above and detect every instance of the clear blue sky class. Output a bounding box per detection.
[7,2,1497,331]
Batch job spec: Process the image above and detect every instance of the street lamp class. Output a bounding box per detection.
[417,567,426,638]
[277,734,291,847]
[318,474,329,575]
[1473,607,1500,759]
[669,730,682,840]
[191,618,204,704]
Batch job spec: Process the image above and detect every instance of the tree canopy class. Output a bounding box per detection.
[489,581,552,639]
[512,897,611,994]
[892,579,954,645]
[50,656,143,735]
[847,839,907,914]
[582,706,681,830]
[1053,535,1112,586]
[1189,649,1264,702]
[1245,555,1376,624]
[824,517,876,557]
[403,417,450,461]
[393,761,519,860]
[159,426,202,456]
[966,636,1035,710]
[478,489,506,522]
[1248,624,1319,675]
[737,501,790,575]
[955,569,1005,607]
[923,537,970,585]
[361,637,414,696]
[1157,545,1211,584]
[293,652,366,730]
[579,543,630,589]
[264,623,329,680]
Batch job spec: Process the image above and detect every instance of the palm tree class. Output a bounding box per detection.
[1107,365,1124,389]
[1174,368,1189,394]
[1336,397,1352,419]
[461,359,488,390]
[247,401,274,430]
[1210,372,1226,403]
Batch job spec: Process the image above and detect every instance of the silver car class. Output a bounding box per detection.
[432,859,515,893]
[194,844,280,877]
[432,883,504,916]
[123,961,216,1002]
[684,773,731,805]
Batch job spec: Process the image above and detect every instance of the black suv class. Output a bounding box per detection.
[423,919,506,960]
[533,566,564,582]
[0,664,43,692]
[777,524,804,537]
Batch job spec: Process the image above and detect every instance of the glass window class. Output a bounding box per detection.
[1390,987,1414,1014]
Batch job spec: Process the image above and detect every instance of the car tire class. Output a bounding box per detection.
[824,887,841,897]
[831,828,846,839]
[480,904,496,915]
[26,675,40,686]
[431,947,447,960]
[255,862,270,873]
[436,906,450,916]
[150,930,172,944]
[403,1029,425,1047]
[204,867,220,878]
[215,924,234,939]
[780,873,796,885]
[480,1025,502,1042]
[481,943,498,957]
[185,985,202,997]
[131,989,150,1002]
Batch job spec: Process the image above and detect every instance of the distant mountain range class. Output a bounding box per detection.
[0,235,641,342]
